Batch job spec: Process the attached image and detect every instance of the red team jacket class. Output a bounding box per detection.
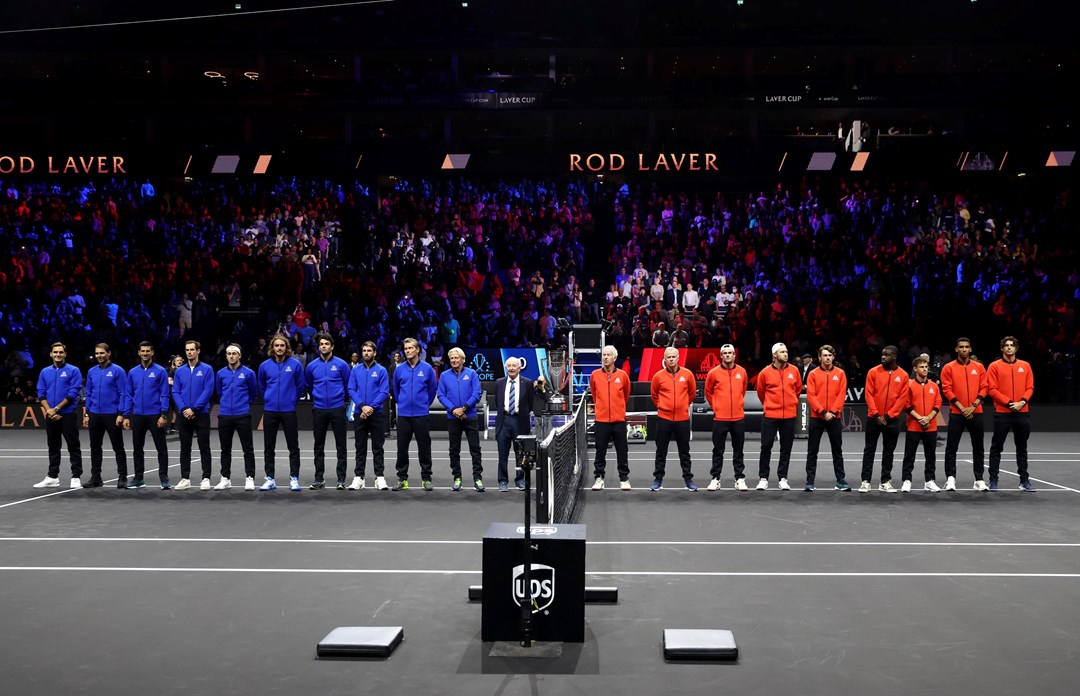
[755,364,802,419]
[805,366,847,419]
[704,364,748,421]
[987,358,1034,413]
[590,367,632,423]
[940,359,988,414]
[904,377,942,432]
[864,364,909,420]
[651,366,696,421]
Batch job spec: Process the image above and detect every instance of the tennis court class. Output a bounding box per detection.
[2,429,1079,696]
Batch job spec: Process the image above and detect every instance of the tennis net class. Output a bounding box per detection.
[536,395,588,524]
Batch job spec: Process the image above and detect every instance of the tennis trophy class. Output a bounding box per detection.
[539,349,571,414]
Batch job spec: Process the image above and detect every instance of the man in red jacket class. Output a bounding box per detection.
[704,344,749,491]
[940,337,988,491]
[590,345,633,490]
[859,345,908,492]
[987,336,1035,491]
[649,347,698,491]
[804,344,851,491]
[900,355,942,492]
[754,342,802,491]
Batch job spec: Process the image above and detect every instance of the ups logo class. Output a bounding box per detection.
[512,563,555,613]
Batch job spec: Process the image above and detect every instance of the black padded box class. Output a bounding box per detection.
[317,626,404,658]
[662,629,738,661]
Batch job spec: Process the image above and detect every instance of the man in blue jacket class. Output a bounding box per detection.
[82,342,128,488]
[305,332,351,489]
[391,337,438,490]
[122,341,171,489]
[172,340,215,491]
[215,344,259,490]
[257,334,305,491]
[34,342,84,489]
[347,340,390,490]
[437,347,485,492]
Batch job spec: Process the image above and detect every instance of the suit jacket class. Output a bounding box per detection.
[495,376,540,437]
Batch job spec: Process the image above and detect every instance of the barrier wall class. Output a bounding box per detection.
[5,401,1078,432]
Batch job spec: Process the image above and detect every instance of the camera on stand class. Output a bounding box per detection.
[513,434,538,467]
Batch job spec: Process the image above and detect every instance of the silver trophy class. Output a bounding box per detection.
[539,349,570,413]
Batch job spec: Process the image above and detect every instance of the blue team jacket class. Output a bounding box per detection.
[37,363,83,414]
[125,363,170,417]
[437,366,482,419]
[257,357,305,412]
[305,356,351,409]
[172,361,215,414]
[216,364,259,417]
[85,363,127,415]
[348,362,390,413]
[392,360,438,417]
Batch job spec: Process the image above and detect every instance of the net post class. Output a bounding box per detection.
[536,439,551,524]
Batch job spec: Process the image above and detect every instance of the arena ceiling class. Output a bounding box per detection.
[0,0,1049,52]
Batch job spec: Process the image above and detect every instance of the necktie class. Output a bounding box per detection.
[508,379,516,415]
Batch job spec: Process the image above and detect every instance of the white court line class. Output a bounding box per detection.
[963,461,1080,493]
[0,483,1073,512]
[0,566,1078,579]
[2,537,1079,548]
[0,488,87,509]
[2,453,1078,460]
[1,456,1067,461]
[0,467,183,510]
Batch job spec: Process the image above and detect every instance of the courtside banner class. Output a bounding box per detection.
[461,348,502,381]
[637,348,723,382]
[0,404,315,430]
[499,348,547,382]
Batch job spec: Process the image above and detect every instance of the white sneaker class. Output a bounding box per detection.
[900,480,912,493]
[973,480,989,492]
[347,476,365,490]
[200,478,212,491]
[778,478,791,491]
[879,481,897,493]
[33,476,60,488]
[620,480,632,490]
[175,478,192,490]
[858,480,871,492]
[213,478,231,490]
[755,478,769,490]
[945,476,957,491]
[375,476,390,490]
[706,478,721,491]
[924,480,941,492]
[734,478,749,491]
[244,477,255,491]
[70,478,83,489]
[592,477,605,491]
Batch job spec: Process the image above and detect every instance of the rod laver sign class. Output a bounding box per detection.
[0,155,128,175]
[512,563,555,613]
[569,153,719,172]
[0,404,44,428]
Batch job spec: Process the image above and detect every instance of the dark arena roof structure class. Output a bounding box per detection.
[1,0,1073,180]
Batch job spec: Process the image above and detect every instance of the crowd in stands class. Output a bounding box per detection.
[2,173,1078,403]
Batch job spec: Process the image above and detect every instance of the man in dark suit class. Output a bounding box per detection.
[798,353,816,390]
[495,357,543,491]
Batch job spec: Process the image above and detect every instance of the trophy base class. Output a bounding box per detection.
[543,400,572,415]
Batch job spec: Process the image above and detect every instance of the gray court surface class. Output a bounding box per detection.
[2,429,1079,696]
